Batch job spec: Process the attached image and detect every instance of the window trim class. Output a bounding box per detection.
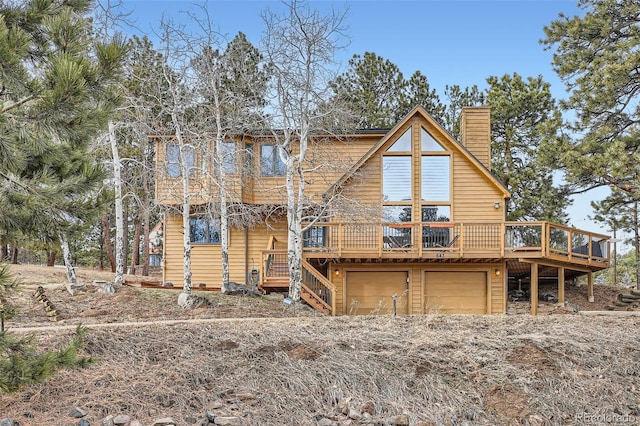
[189,216,221,245]
[166,143,196,177]
[260,144,286,177]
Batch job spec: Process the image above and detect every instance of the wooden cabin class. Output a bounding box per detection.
[154,106,610,315]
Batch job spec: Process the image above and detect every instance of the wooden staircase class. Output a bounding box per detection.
[260,238,334,315]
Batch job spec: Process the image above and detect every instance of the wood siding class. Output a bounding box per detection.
[452,153,505,222]
[162,213,287,289]
[460,107,491,170]
[155,134,383,206]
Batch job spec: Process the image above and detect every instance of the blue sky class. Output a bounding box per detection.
[120,0,620,244]
[122,0,580,97]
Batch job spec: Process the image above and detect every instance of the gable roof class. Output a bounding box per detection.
[326,105,511,198]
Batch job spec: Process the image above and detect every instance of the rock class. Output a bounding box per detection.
[318,418,337,426]
[79,419,90,426]
[221,281,262,296]
[0,419,17,426]
[178,292,209,309]
[113,414,131,425]
[347,408,361,420]
[98,282,116,294]
[70,407,89,418]
[185,416,198,424]
[130,421,144,426]
[102,415,115,426]
[152,417,176,426]
[213,417,242,426]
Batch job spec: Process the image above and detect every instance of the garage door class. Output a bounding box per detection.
[424,271,487,314]
[346,271,408,315]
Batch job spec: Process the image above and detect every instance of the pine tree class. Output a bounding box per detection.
[543,0,640,196]
[0,0,126,260]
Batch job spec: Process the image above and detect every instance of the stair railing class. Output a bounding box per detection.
[301,259,335,313]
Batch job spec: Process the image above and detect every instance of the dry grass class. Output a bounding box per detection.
[1,265,640,425]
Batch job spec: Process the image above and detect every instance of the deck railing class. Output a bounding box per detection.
[296,221,609,266]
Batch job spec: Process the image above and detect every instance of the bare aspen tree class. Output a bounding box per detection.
[107,120,126,287]
[261,0,350,302]
[191,24,269,291]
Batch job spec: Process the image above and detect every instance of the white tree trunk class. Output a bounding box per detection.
[285,149,304,302]
[59,232,77,285]
[108,121,125,287]
[173,118,192,295]
[217,136,230,291]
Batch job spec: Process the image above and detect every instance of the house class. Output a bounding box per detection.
[154,106,610,315]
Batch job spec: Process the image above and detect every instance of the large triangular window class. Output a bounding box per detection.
[387,128,412,152]
[421,127,445,152]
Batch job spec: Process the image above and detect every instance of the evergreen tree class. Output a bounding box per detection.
[592,190,640,288]
[485,73,568,222]
[543,0,640,196]
[329,52,444,128]
[443,84,485,138]
[0,0,126,257]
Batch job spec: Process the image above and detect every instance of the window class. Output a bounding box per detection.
[244,143,254,176]
[260,144,285,176]
[387,127,412,152]
[189,216,220,244]
[166,144,195,177]
[220,141,236,174]
[420,127,451,225]
[383,127,412,244]
[383,156,411,201]
[421,156,450,201]
[421,127,444,152]
[303,226,327,248]
[383,205,412,223]
[421,206,450,222]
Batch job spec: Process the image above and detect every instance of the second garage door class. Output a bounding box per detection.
[424,271,487,314]
[346,271,408,315]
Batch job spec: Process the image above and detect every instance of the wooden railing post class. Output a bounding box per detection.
[544,222,549,258]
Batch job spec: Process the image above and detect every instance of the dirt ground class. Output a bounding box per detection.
[2,265,640,426]
[5,265,317,328]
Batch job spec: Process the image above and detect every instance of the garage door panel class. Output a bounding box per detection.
[347,271,408,316]
[424,271,487,314]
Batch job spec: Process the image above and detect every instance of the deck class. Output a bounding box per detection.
[297,221,609,269]
[259,221,609,316]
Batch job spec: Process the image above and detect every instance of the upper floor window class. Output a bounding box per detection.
[166,144,195,177]
[261,144,285,176]
[421,127,450,204]
[189,216,220,244]
[421,127,444,152]
[219,141,236,174]
[387,127,412,152]
[244,143,254,176]
[421,156,450,202]
[382,156,411,201]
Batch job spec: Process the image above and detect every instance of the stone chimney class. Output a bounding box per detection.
[460,106,491,170]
